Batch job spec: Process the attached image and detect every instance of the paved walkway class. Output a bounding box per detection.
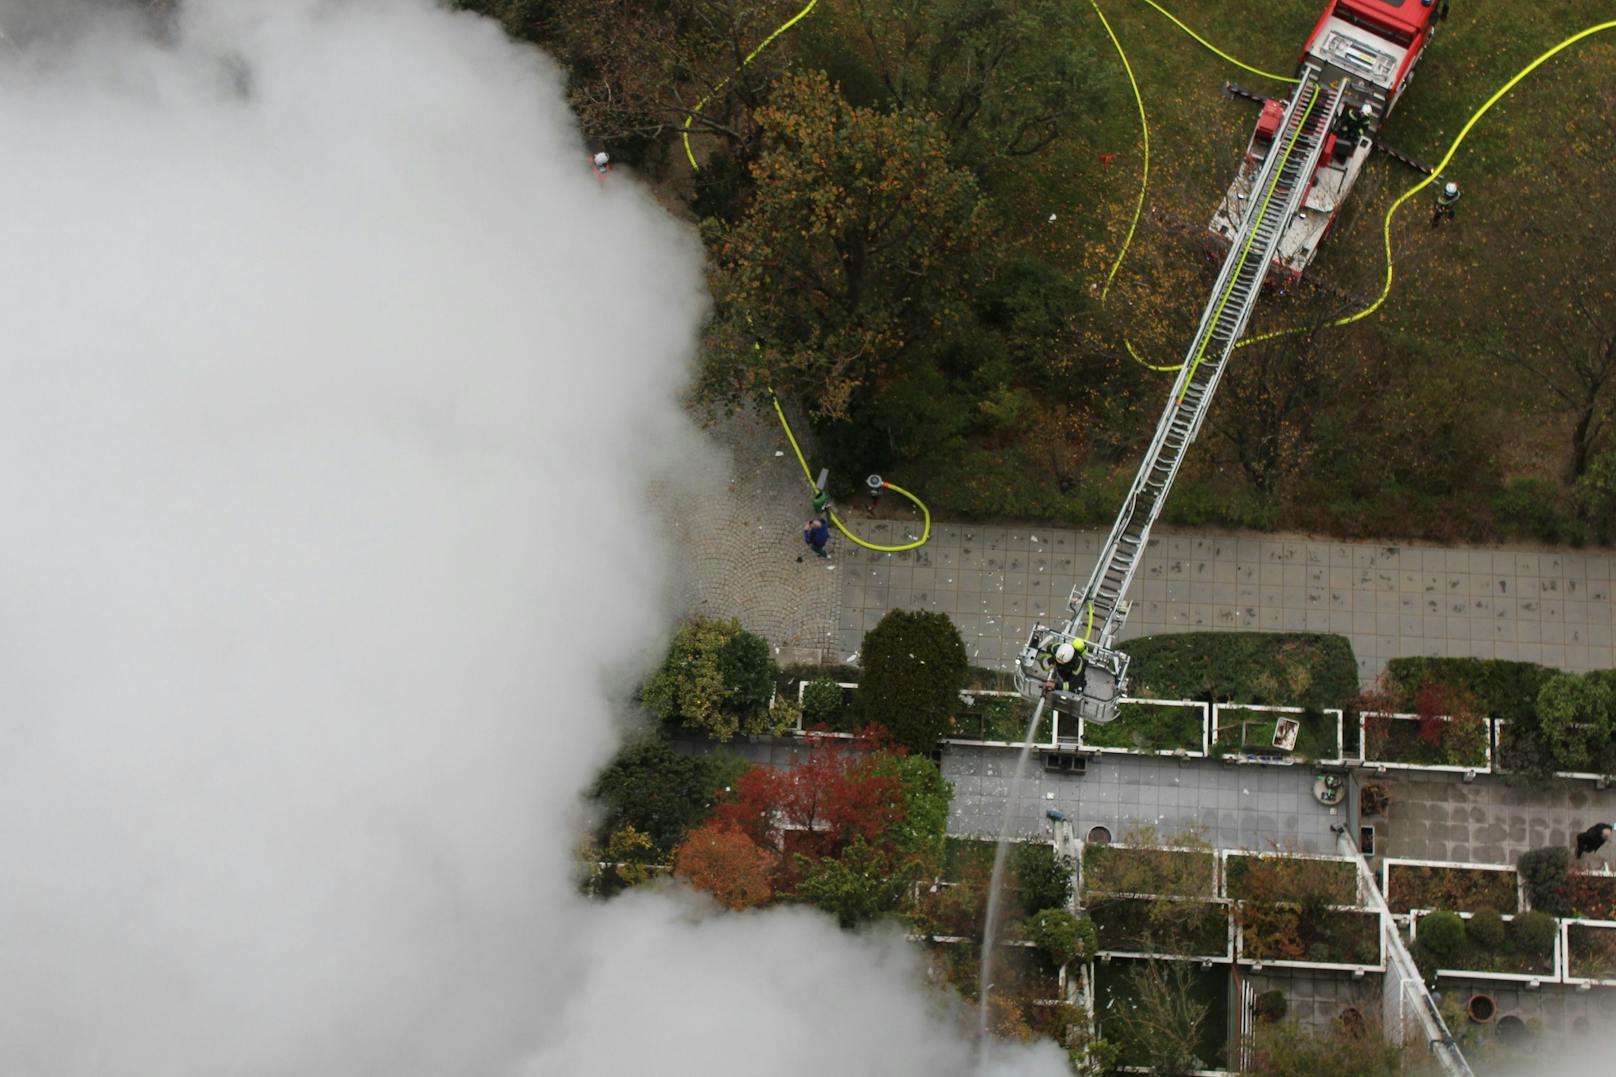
[658,404,839,665]
[835,525,1616,684]
[1369,770,1616,867]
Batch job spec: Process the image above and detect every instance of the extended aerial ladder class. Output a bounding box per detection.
[1015,69,1345,726]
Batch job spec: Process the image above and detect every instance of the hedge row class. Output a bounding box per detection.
[1120,632,1359,711]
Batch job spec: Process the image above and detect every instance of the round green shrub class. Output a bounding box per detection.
[1468,908,1506,950]
[1418,911,1466,959]
[1027,908,1096,966]
[1518,846,1572,916]
[800,679,844,725]
[1513,910,1557,957]
[1254,990,1288,1023]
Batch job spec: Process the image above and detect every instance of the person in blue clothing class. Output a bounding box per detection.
[802,518,830,559]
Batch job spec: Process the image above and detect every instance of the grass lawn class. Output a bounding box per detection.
[1082,700,1205,752]
[1094,957,1230,1071]
[1084,844,1216,898]
[941,837,1000,883]
[925,939,1063,1001]
[1387,863,1520,914]
[1363,714,1489,768]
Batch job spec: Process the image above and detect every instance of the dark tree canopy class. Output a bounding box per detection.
[855,609,967,754]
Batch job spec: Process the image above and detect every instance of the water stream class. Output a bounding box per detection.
[975,696,1048,1066]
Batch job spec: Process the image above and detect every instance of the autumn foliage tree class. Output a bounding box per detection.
[702,70,991,418]
[673,823,777,910]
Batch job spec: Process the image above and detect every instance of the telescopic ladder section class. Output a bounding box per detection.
[1015,70,1344,726]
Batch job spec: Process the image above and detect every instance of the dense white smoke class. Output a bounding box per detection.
[0,2,1061,1074]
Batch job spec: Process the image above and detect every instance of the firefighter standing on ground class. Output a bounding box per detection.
[1431,180,1461,227]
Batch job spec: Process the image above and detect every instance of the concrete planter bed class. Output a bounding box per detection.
[793,680,859,734]
[1221,850,1361,906]
[923,937,1065,1003]
[1383,859,1521,914]
[1211,704,1344,765]
[1359,711,1491,774]
[1408,910,1559,983]
[1235,907,1382,971]
[1562,870,1616,920]
[1492,719,1614,782]
[1079,698,1208,757]
[1093,956,1230,1072]
[949,689,1051,745]
[1561,920,1616,987]
[1081,843,1218,899]
[1088,896,1234,960]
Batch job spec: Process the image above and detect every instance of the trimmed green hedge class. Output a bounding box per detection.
[1384,657,1556,724]
[1120,633,1358,710]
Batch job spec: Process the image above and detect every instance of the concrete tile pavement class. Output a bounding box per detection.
[837,526,1616,685]
[659,404,840,664]
[1368,771,1616,866]
[942,746,1345,854]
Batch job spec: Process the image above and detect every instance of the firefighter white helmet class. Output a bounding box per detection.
[1359,103,1374,118]
[593,151,610,169]
[1443,181,1459,198]
[1054,642,1077,664]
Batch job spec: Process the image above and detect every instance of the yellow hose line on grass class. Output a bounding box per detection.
[1238,18,1616,350]
[1136,0,1299,85]
[769,391,932,553]
[1092,0,1149,304]
[681,0,819,172]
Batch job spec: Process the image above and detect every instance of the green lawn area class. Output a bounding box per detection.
[1566,923,1616,982]
[941,837,999,883]
[1082,700,1205,753]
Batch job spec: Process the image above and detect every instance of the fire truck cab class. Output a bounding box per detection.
[1208,0,1444,283]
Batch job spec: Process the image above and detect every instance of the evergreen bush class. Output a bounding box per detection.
[1418,911,1466,959]
[856,609,967,754]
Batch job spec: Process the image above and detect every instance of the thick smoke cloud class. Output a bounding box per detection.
[0,2,1060,1075]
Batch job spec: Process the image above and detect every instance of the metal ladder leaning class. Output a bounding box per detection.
[1015,68,1344,725]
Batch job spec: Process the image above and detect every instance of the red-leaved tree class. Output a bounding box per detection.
[673,823,777,911]
[712,732,907,868]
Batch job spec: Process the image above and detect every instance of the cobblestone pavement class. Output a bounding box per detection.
[1367,771,1616,866]
[835,526,1616,685]
[658,405,839,664]
[942,746,1344,853]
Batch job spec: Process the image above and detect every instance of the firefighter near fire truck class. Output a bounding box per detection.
[1431,180,1461,227]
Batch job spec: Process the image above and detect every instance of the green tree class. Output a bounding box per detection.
[702,70,991,417]
[1536,671,1616,771]
[792,837,913,928]
[1025,908,1095,967]
[855,609,968,754]
[1010,842,1073,915]
[808,0,1101,170]
[867,752,951,866]
[589,735,739,852]
[1109,959,1210,1076]
[642,617,785,740]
